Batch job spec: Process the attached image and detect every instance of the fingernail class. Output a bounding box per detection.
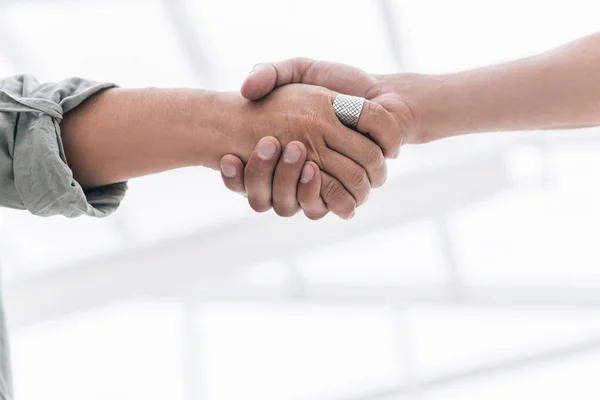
[248,64,262,76]
[283,143,302,164]
[300,164,315,183]
[257,139,277,160]
[221,163,237,178]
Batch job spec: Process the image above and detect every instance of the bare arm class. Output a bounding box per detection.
[60,88,244,188]
[240,32,600,146]
[59,84,390,219]
[219,32,600,218]
[395,32,600,143]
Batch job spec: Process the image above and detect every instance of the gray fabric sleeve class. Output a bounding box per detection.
[0,75,127,218]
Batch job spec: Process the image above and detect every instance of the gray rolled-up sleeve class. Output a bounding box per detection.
[0,74,127,217]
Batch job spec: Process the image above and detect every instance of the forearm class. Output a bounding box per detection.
[61,88,253,188]
[383,32,600,143]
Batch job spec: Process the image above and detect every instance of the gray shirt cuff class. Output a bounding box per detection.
[0,75,127,218]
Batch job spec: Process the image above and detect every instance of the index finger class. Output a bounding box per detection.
[355,99,403,159]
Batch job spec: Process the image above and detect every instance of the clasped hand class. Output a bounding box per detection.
[221,58,417,220]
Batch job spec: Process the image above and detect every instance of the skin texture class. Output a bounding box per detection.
[220,59,414,219]
[60,82,393,219]
[222,32,600,219]
[221,138,327,219]
[221,139,327,219]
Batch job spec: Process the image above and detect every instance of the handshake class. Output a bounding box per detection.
[61,35,591,219]
[7,33,593,223]
[218,58,423,220]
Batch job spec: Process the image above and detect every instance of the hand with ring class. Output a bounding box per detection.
[221,83,396,220]
[221,58,417,220]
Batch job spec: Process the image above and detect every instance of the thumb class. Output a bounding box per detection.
[241,58,376,101]
[241,58,315,100]
[241,58,318,100]
[241,63,279,100]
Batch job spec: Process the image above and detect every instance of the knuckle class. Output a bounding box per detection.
[293,57,316,79]
[366,101,385,126]
[351,174,370,207]
[338,200,356,216]
[248,196,271,213]
[387,133,403,158]
[391,134,403,156]
[366,147,387,188]
[376,164,388,189]
[365,101,399,156]
[322,178,346,203]
[292,56,313,67]
[273,198,299,218]
[322,180,356,216]
[298,114,320,137]
[305,141,326,168]
[350,168,370,191]
[366,145,385,170]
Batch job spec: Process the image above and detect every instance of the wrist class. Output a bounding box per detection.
[377,72,464,144]
[187,91,256,170]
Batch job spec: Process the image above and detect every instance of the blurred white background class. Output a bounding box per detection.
[2,0,600,399]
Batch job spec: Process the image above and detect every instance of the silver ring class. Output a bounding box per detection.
[332,94,365,129]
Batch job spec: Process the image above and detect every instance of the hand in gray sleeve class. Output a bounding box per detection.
[0,75,127,217]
